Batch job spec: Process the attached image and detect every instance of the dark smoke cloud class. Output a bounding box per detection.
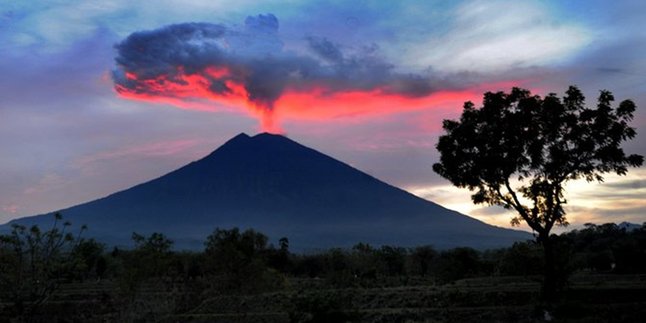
[306,36,344,63]
[112,14,441,110]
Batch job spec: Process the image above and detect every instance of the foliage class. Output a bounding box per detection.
[496,241,543,276]
[121,232,174,281]
[0,213,86,317]
[266,237,292,273]
[564,223,646,273]
[377,246,407,276]
[432,86,643,299]
[204,227,283,294]
[2,222,646,321]
[433,86,642,235]
[113,232,176,321]
[131,232,173,254]
[434,247,483,283]
[409,245,438,277]
[70,238,106,281]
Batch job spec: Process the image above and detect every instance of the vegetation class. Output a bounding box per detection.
[2,215,646,322]
[0,213,87,318]
[433,86,643,300]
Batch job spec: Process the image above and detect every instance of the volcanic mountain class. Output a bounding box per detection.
[2,133,531,250]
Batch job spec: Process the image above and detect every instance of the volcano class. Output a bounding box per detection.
[2,133,530,250]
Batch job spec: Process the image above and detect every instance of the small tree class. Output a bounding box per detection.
[409,245,437,277]
[204,227,275,293]
[0,213,86,318]
[119,232,174,292]
[433,86,643,300]
[116,232,175,321]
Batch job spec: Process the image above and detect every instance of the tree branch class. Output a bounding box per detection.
[504,179,543,234]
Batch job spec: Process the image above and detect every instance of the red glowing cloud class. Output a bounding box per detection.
[115,68,517,133]
[112,15,523,132]
[114,65,284,132]
[275,88,481,121]
[115,67,250,113]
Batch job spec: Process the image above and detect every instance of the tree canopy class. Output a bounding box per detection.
[433,86,643,238]
[433,86,643,300]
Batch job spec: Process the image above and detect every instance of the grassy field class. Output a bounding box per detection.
[3,274,646,322]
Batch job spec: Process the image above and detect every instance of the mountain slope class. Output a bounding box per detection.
[3,133,531,250]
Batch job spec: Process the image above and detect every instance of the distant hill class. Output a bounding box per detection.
[1,133,531,250]
[618,222,643,232]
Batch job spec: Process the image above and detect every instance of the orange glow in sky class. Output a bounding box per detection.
[115,66,522,133]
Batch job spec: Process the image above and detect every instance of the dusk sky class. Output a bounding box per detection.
[1,0,644,233]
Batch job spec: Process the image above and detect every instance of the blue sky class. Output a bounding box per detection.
[1,0,644,232]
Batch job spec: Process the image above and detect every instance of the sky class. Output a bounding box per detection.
[1,0,645,233]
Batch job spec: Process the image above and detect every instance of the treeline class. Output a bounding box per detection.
[1,215,646,321]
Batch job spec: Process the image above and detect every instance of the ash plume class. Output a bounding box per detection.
[112,14,445,131]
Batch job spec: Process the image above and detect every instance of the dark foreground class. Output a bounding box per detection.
[2,274,646,322]
[2,221,646,322]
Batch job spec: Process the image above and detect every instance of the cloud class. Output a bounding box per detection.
[306,36,344,63]
[2,204,18,215]
[403,1,591,73]
[112,14,493,132]
[408,166,646,233]
[75,139,199,170]
[603,179,646,190]
[23,173,66,195]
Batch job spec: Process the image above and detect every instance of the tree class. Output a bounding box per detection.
[0,213,86,318]
[131,232,173,254]
[267,237,291,273]
[434,247,482,283]
[409,245,437,277]
[119,232,174,288]
[116,232,175,321]
[70,238,106,281]
[433,86,643,300]
[204,227,276,293]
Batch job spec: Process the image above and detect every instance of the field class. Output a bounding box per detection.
[3,273,646,322]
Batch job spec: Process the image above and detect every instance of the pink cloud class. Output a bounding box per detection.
[76,139,199,168]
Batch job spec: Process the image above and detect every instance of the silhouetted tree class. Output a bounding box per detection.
[434,247,482,283]
[497,241,543,276]
[279,237,289,252]
[377,246,407,276]
[433,86,644,300]
[116,232,175,321]
[0,213,86,318]
[324,248,354,287]
[409,245,438,277]
[131,232,173,254]
[563,222,646,274]
[70,238,106,281]
[117,232,174,293]
[292,254,326,278]
[204,227,279,293]
[267,237,292,273]
[349,243,379,284]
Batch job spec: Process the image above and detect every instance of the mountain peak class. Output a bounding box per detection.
[229,132,251,142]
[217,132,297,150]
[224,132,292,146]
[201,131,300,165]
[4,132,531,250]
[249,132,297,145]
[253,132,283,138]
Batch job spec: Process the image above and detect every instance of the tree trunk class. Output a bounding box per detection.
[540,233,557,302]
